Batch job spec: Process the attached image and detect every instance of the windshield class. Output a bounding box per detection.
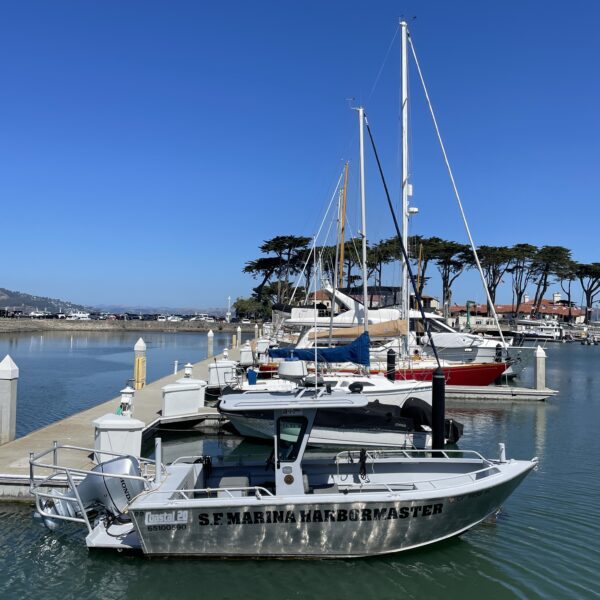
[277,416,307,462]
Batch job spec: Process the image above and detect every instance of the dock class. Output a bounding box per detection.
[446,384,557,402]
[0,347,240,500]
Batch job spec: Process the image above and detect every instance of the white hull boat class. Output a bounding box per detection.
[219,386,462,448]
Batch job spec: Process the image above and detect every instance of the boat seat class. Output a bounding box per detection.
[216,475,249,497]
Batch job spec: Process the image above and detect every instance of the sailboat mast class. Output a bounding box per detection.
[400,20,410,355]
[338,162,349,286]
[358,107,369,333]
[328,183,344,346]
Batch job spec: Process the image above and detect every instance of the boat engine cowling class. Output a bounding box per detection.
[37,455,145,530]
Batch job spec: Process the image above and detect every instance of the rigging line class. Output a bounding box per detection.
[333,26,400,180]
[366,25,400,103]
[343,219,366,279]
[316,207,340,285]
[364,114,441,368]
[273,168,345,338]
[407,34,507,346]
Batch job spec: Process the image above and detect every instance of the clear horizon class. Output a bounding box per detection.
[1,1,598,307]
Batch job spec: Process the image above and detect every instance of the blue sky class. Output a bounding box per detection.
[1,1,598,308]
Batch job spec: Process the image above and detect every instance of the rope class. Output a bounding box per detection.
[272,168,345,338]
[407,33,507,347]
[366,25,400,103]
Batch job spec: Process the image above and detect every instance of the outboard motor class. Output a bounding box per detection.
[36,455,144,530]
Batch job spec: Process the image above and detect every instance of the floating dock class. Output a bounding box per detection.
[446,384,557,402]
[0,348,239,500]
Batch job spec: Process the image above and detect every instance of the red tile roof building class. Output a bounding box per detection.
[450,299,584,322]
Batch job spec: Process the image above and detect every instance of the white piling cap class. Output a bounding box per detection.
[207,329,214,337]
[535,345,547,358]
[134,337,146,352]
[0,355,19,380]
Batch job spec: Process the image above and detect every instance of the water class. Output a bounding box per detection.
[1,337,599,599]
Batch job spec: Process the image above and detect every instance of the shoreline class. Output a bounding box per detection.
[0,318,257,334]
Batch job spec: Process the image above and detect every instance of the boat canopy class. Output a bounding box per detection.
[310,319,407,340]
[268,332,371,366]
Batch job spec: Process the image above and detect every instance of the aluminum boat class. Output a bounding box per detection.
[30,394,536,558]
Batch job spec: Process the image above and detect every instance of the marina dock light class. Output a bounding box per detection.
[119,386,135,417]
[184,363,193,378]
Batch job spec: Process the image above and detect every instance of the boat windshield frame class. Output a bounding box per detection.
[276,415,309,463]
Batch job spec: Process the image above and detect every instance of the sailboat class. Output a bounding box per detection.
[261,18,513,387]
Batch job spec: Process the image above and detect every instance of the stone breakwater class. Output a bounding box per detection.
[0,319,257,334]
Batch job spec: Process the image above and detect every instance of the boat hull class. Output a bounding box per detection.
[225,411,431,448]
[129,465,533,558]
[394,362,507,386]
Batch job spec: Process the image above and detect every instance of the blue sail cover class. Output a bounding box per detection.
[268,333,370,366]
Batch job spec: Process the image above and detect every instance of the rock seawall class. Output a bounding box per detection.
[0,319,257,334]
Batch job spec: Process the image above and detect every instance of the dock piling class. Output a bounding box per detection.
[534,346,547,390]
[173,360,179,374]
[207,330,214,357]
[386,349,396,381]
[237,326,242,347]
[432,367,446,451]
[0,355,18,445]
[133,338,147,390]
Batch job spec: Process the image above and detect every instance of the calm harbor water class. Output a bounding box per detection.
[0,335,599,599]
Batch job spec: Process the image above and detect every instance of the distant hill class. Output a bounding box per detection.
[0,287,225,316]
[0,287,88,314]
[94,304,226,316]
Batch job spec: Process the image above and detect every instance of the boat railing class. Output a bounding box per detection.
[29,443,157,533]
[335,447,488,463]
[168,486,275,500]
[171,453,270,467]
[334,448,498,493]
